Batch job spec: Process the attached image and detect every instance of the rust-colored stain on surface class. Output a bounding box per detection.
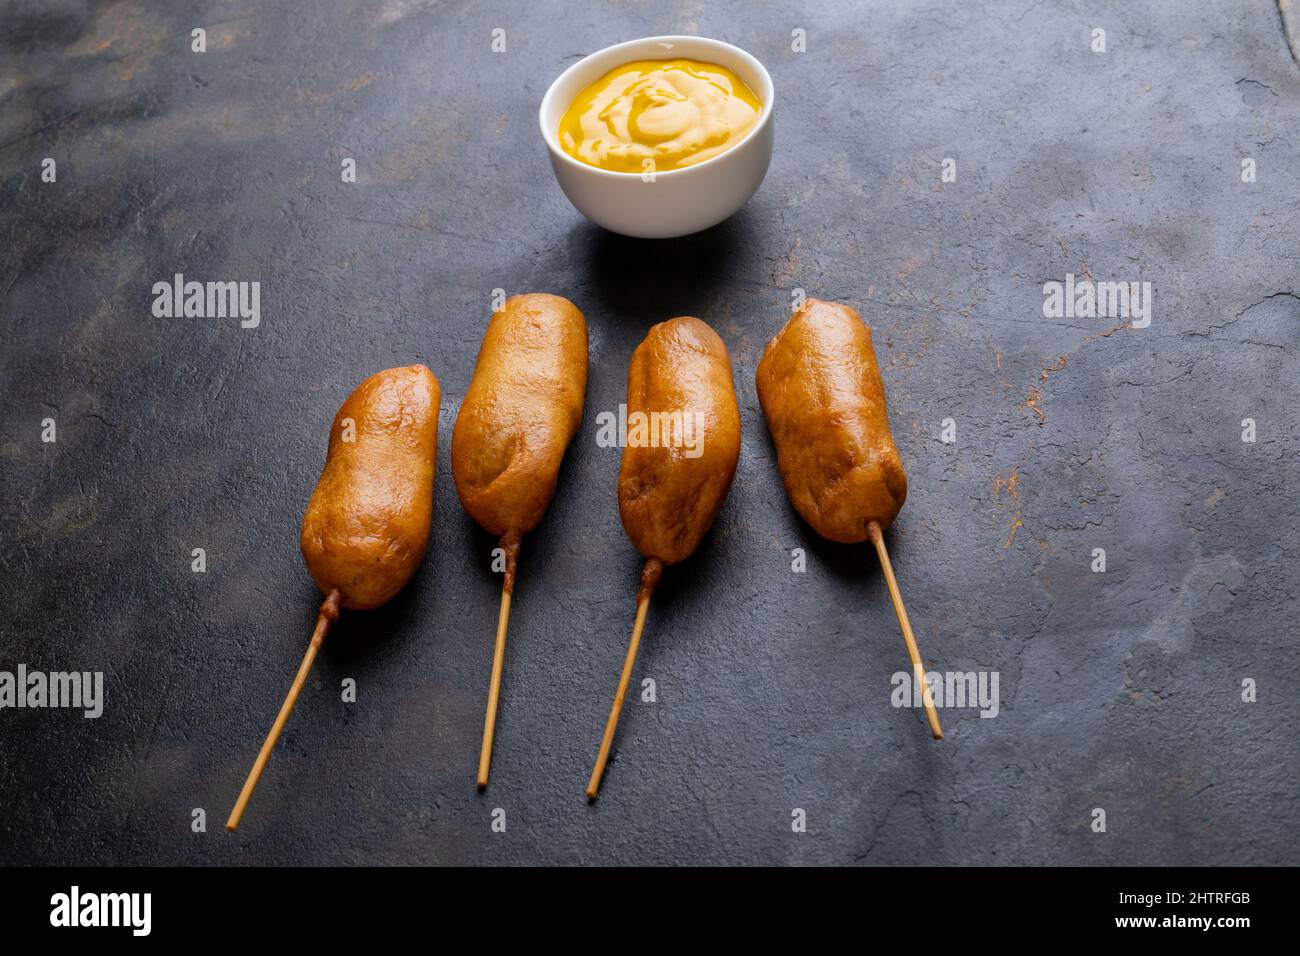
[297,72,379,105]
[1022,322,1133,424]
[1022,386,1045,424]
[66,1,168,83]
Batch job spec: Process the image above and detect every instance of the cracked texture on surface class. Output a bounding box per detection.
[0,0,1298,865]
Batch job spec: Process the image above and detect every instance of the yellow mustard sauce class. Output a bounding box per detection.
[559,59,762,173]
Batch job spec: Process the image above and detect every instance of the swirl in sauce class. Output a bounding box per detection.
[559,59,762,174]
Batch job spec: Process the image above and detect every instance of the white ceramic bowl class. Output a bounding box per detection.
[539,36,775,239]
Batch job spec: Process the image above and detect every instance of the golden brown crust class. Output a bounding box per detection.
[300,364,440,610]
[755,299,907,542]
[451,293,588,537]
[618,316,741,565]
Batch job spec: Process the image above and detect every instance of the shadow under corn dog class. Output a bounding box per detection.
[323,573,426,665]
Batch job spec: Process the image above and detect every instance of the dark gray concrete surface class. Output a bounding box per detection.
[1,0,1298,866]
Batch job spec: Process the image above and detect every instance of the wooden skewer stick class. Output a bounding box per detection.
[586,559,662,800]
[478,531,521,790]
[868,522,943,740]
[227,589,342,831]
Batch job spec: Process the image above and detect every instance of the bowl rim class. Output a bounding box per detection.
[537,35,775,180]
